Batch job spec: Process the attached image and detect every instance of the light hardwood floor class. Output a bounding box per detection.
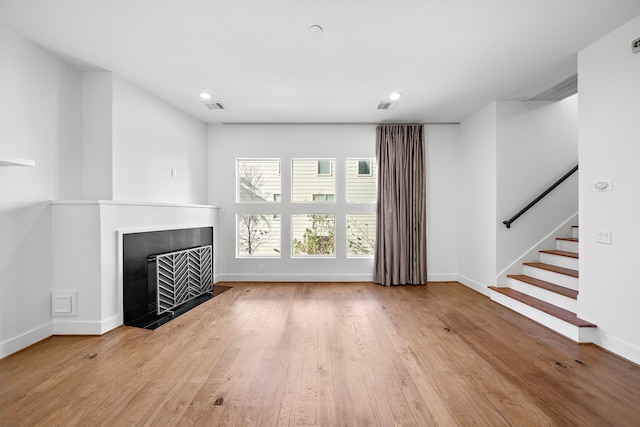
[1,282,639,426]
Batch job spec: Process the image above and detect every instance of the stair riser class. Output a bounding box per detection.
[540,253,579,270]
[557,240,578,252]
[490,291,592,343]
[509,279,577,312]
[523,265,578,290]
[572,227,579,239]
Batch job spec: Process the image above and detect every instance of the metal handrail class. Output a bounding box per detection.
[503,164,578,229]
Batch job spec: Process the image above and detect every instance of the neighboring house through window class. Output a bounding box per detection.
[235,157,376,259]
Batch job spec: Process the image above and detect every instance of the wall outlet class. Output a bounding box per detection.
[633,37,640,54]
[171,168,177,178]
[595,230,612,244]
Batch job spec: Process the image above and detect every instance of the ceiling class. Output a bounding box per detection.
[1,0,639,124]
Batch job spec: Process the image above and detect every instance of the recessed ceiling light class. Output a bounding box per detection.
[198,92,212,100]
[389,92,403,101]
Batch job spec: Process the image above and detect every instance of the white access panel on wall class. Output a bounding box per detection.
[51,291,77,316]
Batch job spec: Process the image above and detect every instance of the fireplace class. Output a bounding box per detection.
[122,226,213,329]
[153,245,212,315]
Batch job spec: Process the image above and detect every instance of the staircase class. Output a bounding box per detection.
[489,225,597,342]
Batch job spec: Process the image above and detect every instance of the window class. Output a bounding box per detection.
[292,214,335,256]
[358,160,372,176]
[312,193,335,202]
[292,159,336,202]
[346,158,377,202]
[317,160,332,176]
[235,157,374,260]
[237,214,281,257]
[346,214,376,257]
[237,159,281,202]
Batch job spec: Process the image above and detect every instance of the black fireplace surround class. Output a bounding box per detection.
[123,227,213,329]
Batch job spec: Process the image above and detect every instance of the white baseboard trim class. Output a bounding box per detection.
[594,331,640,366]
[52,319,108,335]
[457,274,490,296]
[216,273,374,283]
[427,273,458,282]
[216,273,459,284]
[100,315,122,334]
[1,322,53,359]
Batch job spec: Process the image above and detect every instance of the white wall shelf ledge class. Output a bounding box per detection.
[0,156,36,166]
[49,200,218,209]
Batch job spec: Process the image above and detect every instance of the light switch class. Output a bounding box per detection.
[595,230,612,244]
[171,169,177,178]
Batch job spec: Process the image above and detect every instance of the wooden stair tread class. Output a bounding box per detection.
[556,237,578,242]
[539,249,579,259]
[489,287,596,327]
[524,262,579,278]
[507,275,578,299]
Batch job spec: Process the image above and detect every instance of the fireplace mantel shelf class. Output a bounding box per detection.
[50,200,218,209]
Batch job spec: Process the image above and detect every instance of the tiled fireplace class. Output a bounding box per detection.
[123,226,213,329]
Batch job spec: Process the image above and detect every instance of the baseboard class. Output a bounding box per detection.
[215,273,374,282]
[594,331,640,366]
[100,314,122,334]
[53,319,105,335]
[0,322,53,359]
[217,273,458,284]
[427,273,458,282]
[457,274,490,296]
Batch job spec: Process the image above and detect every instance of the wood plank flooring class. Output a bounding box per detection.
[1,282,639,426]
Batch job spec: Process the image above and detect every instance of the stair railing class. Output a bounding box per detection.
[503,164,578,229]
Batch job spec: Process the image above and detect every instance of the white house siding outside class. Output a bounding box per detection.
[292,159,336,202]
[236,158,377,258]
[346,159,377,202]
[345,159,376,256]
[236,159,281,202]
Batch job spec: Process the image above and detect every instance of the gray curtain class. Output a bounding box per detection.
[373,124,427,286]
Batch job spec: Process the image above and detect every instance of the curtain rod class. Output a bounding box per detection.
[220,122,460,126]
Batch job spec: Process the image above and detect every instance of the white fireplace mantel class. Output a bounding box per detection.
[51,200,219,335]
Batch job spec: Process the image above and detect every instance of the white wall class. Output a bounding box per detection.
[208,124,459,282]
[578,14,640,364]
[457,103,497,294]
[496,97,578,274]
[81,71,113,199]
[425,125,459,281]
[112,76,208,204]
[0,25,82,357]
